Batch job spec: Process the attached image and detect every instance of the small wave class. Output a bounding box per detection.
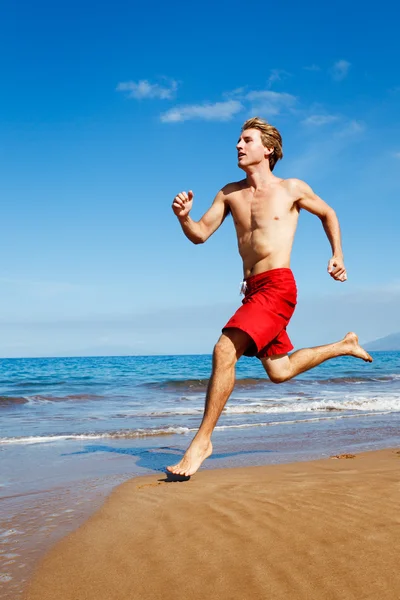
[0,393,106,407]
[145,374,400,390]
[0,427,191,445]
[31,393,106,402]
[306,375,400,385]
[0,396,29,406]
[215,411,391,431]
[115,408,203,418]
[146,378,266,391]
[101,396,400,418]
[14,380,67,387]
[223,396,400,414]
[0,408,395,445]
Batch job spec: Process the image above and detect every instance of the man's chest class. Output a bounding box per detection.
[228,191,292,228]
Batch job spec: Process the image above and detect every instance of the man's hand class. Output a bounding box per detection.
[328,256,347,282]
[172,190,194,219]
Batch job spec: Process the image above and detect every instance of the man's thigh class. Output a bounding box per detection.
[217,327,253,359]
[261,353,291,382]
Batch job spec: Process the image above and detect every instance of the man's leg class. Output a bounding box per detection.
[263,332,372,384]
[167,328,252,476]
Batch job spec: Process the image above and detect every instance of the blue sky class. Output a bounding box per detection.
[0,0,399,357]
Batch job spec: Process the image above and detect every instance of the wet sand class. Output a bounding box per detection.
[24,448,400,600]
[0,475,129,600]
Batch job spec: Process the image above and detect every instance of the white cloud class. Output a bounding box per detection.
[331,60,351,81]
[116,79,178,100]
[245,90,297,116]
[302,114,340,126]
[160,100,244,123]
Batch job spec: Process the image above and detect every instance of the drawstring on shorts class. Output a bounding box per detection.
[240,280,247,295]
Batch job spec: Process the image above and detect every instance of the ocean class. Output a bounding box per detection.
[1,352,400,598]
[1,351,400,479]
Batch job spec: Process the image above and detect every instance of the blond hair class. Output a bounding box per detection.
[241,117,283,171]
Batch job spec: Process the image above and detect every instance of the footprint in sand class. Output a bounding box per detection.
[331,453,356,459]
[137,482,164,490]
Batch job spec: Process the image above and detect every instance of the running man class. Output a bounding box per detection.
[168,117,372,477]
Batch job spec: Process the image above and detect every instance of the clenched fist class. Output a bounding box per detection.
[328,256,347,282]
[172,190,193,219]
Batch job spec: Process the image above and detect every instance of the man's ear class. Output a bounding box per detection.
[264,147,274,158]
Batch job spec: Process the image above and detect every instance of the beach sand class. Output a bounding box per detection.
[24,448,400,600]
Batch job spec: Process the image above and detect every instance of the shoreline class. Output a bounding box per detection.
[21,446,400,600]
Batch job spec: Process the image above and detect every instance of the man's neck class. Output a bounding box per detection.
[244,165,277,190]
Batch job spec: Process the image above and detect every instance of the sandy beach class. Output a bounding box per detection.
[23,447,400,600]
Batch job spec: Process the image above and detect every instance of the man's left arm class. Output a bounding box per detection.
[294,179,347,282]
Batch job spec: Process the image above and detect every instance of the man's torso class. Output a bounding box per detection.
[223,178,300,278]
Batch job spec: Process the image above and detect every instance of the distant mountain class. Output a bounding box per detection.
[364,332,400,351]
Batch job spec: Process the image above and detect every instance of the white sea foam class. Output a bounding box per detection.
[223,396,400,414]
[214,411,391,431]
[1,408,394,445]
[115,395,400,418]
[0,529,23,538]
[0,427,191,445]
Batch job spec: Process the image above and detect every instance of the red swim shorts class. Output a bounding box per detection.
[222,268,297,359]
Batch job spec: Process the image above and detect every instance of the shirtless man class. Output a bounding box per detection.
[168,116,372,477]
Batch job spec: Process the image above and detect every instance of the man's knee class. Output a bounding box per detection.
[213,329,252,366]
[268,371,289,384]
[263,356,292,384]
[213,337,239,368]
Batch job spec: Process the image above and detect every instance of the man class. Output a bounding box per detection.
[168,117,372,477]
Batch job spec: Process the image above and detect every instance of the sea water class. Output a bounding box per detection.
[1,352,399,598]
[1,352,399,472]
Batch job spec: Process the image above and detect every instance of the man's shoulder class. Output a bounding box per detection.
[281,177,307,190]
[281,178,312,198]
[220,179,246,196]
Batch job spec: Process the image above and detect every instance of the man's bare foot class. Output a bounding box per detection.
[343,332,373,362]
[166,439,213,477]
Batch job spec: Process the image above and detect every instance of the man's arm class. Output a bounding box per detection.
[293,179,346,282]
[172,189,229,244]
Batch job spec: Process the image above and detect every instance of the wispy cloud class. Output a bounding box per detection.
[331,60,351,81]
[116,79,178,100]
[281,119,366,181]
[336,119,365,137]
[224,86,248,98]
[303,64,321,72]
[160,100,244,123]
[393,152,400,159]
[245,90,297,116]
[267,69,290,87]
[302,114,340,126]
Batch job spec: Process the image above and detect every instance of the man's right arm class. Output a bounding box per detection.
[172,189,229,244]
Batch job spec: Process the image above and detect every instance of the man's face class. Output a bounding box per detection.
[236,128,270,169]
